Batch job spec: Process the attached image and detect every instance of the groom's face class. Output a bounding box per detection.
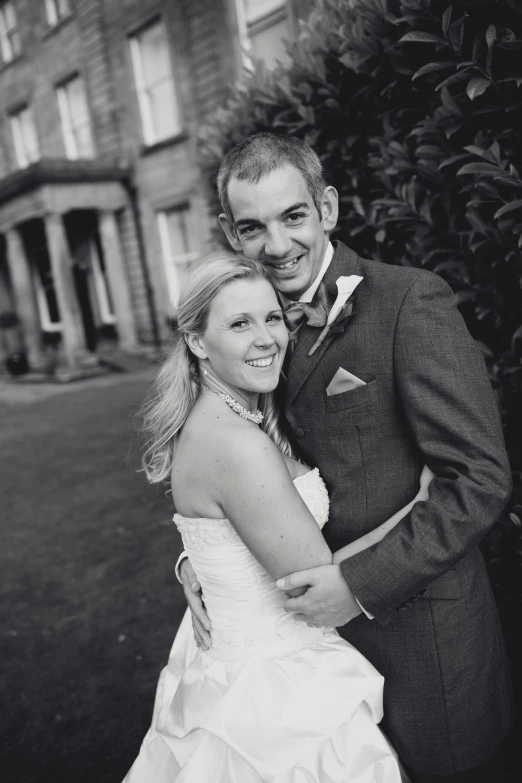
[220,164,338,301]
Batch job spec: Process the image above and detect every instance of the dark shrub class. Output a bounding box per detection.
[199,0,522,705]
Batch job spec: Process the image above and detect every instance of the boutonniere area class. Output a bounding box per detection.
[308,275,363,356]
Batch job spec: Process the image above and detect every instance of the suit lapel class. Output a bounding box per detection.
[285,241,360,407]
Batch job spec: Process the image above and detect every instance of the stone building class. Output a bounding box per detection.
[0,0,313,375]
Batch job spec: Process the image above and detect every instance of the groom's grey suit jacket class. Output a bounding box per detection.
[284,240,512,776]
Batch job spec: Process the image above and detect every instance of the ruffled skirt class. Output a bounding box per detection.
[123,611,405,782]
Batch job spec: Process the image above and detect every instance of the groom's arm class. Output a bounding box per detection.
[340,272,511,624]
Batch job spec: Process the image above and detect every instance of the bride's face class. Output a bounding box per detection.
[197,278,288,397]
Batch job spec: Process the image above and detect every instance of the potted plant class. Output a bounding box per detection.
[0,311,28,376]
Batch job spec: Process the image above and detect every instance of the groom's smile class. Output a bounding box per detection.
[219,164,339,300]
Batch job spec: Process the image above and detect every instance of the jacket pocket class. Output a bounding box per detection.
[324,379,378,413]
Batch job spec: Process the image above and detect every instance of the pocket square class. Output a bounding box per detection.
[326,367,367,396]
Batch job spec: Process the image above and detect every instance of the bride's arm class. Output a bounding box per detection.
[212,425,332,585]
[332,466,435,564]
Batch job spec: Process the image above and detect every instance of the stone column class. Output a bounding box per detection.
[43,213,88,368]
[4,226,46,370]
[98,210,138,351]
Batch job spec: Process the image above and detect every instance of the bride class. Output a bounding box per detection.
[123,251,431,782]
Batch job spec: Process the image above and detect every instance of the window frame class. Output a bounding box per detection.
[44,0,72,29]
[232,0,288,71]
[157,204,200,311]
[0,1,22,64]
[128,17,182,148]
[9,105,40,169]
[55,74,95,160]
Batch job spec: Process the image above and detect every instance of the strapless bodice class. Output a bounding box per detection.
[123,468,402,782]
[173,468,331,658]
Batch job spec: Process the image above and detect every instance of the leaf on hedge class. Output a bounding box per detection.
[496,40,522,50]
[486,25,496,76]
[486,25,496,49]
[454,289,477,304]
[416,145,442,157]
[399,31,447,45]
[474,340,494,360]
[467,77,491,100]
[433,260,468,278]
[339,53,354,69]
[463,145,496,161]
[457,162,504,176]
[440,86,462,115]
[438,153,471,170]
[352,195,365,217]
[442,6,452,35]
[436,69,472,91]
[492,176,522,188]
[493,200,522,219]
[465,211,488,234]
[412,61,455,80]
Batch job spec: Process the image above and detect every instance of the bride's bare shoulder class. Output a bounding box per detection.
[178,394,281,469]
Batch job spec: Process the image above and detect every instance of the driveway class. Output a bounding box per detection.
[1,370,186,783]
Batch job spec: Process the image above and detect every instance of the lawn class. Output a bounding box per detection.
[0,371,187,783]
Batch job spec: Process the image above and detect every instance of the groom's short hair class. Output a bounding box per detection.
[217,133,326,221]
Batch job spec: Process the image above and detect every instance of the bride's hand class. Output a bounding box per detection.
[179,559,212,650]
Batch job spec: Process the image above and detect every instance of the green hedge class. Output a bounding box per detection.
[199,0,522,670]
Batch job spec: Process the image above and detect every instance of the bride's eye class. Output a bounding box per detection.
[267,314,283,323]
[231,319,249,329]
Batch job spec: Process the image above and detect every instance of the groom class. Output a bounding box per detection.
[179,133,512,781]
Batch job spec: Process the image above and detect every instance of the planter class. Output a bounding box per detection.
[5,352,29,377]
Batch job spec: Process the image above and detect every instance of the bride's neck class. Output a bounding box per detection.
[201,368,259,413]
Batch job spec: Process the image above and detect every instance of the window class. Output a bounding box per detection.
[44,0,71,27]
[0,2,21,64]
[235,0,290,71]
[10,106,40,169]
[56,76,95,159]
[129,19,181,146]
[157,205,200,308]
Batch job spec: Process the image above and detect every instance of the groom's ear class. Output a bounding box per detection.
[320,186,339,233]
[219,213,242,251]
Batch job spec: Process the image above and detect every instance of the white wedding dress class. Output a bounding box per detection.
[123,469,404,782]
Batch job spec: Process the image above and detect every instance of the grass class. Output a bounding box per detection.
[0,372,186,783]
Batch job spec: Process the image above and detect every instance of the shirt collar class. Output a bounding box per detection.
[279,241,334,306]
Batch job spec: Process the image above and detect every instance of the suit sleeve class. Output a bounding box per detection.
[340,272,512,623]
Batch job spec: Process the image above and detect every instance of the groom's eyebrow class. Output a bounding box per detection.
[234,202,310,229]
[281,202,309,216]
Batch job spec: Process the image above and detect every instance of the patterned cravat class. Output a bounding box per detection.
[283,285,328,360]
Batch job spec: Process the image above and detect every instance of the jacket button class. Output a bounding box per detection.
[294,427,305,438]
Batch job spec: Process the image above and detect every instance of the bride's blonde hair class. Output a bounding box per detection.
[141,250,295,483]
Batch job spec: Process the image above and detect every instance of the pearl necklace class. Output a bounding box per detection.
[206,387,264,424]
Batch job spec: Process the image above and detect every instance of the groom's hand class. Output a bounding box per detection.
[277,564,362,627]
[179,558,212,650]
